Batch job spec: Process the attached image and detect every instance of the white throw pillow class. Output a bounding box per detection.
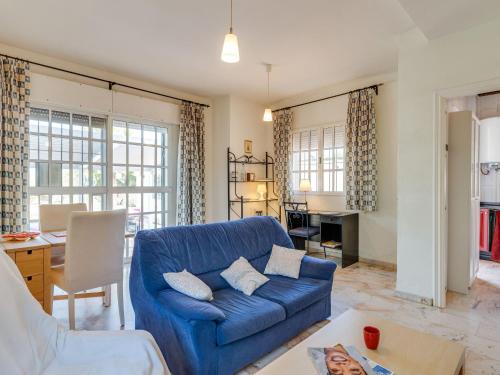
[264,244,306,279]
[163,269,214,301]
[220,257,269,296]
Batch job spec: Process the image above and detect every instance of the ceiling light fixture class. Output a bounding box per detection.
[263,64,273,122]
[221,0,240,63]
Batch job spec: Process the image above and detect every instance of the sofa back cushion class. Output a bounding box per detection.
[134,216,294,294]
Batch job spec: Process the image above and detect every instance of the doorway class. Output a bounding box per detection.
[435,79,500,307]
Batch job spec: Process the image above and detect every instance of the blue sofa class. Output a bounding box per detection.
[130,217,337,375]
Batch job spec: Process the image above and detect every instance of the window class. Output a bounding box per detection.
[111,120,173,258]
[28,108,178,259]
[29,108,107,230]
[292,129,319,191]
[111,120,170,230]
[322,126,345,192]
[291,124,345,193]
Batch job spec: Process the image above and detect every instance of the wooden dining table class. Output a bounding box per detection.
[41,230,135,246]
[1,231,135,314]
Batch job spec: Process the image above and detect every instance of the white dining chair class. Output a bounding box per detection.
[39,203,87,266]
[39,203,88,232]
[49,209,127,330]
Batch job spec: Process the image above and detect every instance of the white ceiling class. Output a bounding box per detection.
[398,0,500,40]
[0,1,497,103]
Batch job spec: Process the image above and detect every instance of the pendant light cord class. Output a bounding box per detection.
[267,70,270,99]
[230,0,233,33]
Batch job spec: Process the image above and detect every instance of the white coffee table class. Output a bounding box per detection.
[256,309,465,375]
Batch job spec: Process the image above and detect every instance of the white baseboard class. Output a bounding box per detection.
[306,241,396,270]
[394,290,434,306]
[359,257,397,271]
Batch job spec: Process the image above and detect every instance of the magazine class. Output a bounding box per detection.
[308,344,394,375]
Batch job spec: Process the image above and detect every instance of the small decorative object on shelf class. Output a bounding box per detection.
[227,147,281,221]
[255,210,263,216]
[257,184,267,200]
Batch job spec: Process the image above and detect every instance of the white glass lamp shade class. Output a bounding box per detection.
[299,179,311,192]
[263,108,273,122]
[257,184,267,200]
[221,33,240,63]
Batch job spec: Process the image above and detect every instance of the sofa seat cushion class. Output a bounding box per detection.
[211,288,286,346]
[254,275,331,317]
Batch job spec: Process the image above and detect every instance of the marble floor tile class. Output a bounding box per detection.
[51,258,500,375]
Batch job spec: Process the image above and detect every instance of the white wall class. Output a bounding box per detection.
[272,73,398,265]
[229,96,273,157]
[397,19,500,301]
[481,169,500,203]
[210,95,272,222]
[229,96,274,218]
[211,96,231,222]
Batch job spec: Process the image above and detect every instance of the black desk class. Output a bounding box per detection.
[288,211,359,268]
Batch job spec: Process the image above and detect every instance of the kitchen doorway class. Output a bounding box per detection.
[434,79,500,308]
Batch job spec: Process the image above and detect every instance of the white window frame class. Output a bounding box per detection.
[28,104,179,233]
[108,115,179,234]
[28,105,109,227]
[291,122,346,196]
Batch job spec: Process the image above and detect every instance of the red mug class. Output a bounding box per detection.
[363,326,380,350]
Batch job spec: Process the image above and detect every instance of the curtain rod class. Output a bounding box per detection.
[0,53,210,108]
[272,83,383,112]
[478,89,500,97]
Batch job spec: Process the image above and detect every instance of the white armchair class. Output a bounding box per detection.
[0,250,169,375]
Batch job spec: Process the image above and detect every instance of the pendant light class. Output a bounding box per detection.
[221,0,240,63]
[263,64,273,122]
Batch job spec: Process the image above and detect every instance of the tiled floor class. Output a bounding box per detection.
[52,258,500,375]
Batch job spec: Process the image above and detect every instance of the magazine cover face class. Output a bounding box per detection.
[309,344,367,375]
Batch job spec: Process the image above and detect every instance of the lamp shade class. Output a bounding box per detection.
[221,33,240,63]
[257,184,267,200]
[299,179,311,192]
[257,184,267,194]
[263,108,273,122]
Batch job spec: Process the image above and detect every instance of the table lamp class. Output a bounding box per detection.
[257,184,267,200]
[299,179,311,203]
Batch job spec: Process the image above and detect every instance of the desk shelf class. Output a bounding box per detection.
[320,240,342,249]
[286,211,359,268]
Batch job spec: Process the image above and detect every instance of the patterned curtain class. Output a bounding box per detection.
[345,88,377,211]
[0,56,30,233]
[177,101,206,225]
[273,109,293,206]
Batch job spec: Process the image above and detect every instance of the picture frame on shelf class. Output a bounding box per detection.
[246,172,255,181]
[244,140,252,154]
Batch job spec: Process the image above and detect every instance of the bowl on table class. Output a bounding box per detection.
[1,232,40,241]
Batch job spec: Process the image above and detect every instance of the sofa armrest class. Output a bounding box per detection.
[157,289,226,321]
[299,255,337,280]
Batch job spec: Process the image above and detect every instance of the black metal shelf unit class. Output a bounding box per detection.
[227,148,281,221]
